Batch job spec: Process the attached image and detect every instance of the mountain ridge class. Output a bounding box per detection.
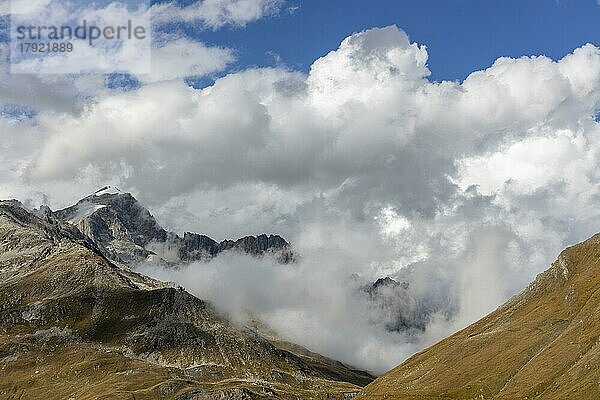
[357,232,600,399]
[54,186,295,265]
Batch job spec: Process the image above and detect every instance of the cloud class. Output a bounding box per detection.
[137,249,427,374]
[3,0,284,27]
[1,0,53,16]
[2,25,600,372]
[141,38,235,83]
[6,0,266,80]
[152,0,285,29]
[8,1,150,75]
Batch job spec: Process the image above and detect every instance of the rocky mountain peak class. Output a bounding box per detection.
[93,185,124,197]
[54,188,295,266]
[54,188,167,263]
[371,277,409,291]
[364,277,423,333]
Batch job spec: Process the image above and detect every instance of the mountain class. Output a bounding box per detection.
[365,277,426,334]
[55,186,294,265]
[358,233,600,399]
[168,232,294,264]
[54,187,169,264]
[0,199,372,399]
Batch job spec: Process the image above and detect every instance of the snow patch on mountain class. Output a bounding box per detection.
[94,186,123,196]
[67,202,107,222]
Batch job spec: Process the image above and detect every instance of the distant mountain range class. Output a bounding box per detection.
[0,193,372,400]
[53,186,295,265]
[358,234,600,399]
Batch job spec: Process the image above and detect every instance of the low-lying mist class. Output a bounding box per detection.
[138,252,419,374]
[137,230,515,375]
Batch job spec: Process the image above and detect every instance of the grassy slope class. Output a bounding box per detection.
[0,203,369,400]
[0,339,361,400]
[358,234,600,400]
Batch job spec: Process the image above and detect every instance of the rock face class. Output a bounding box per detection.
[0,200,372,399]
[175,233,293,263]
[358,233,600,400]
[55,187,294,265]
[365,277,425,333]
[55,188,168,264]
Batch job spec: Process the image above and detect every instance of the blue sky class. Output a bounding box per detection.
[193,0,600,82]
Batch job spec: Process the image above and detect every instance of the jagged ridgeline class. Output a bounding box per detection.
[54,186,296,265]
[0,195,373,400]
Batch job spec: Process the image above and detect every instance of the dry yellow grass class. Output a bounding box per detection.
[358,233,600,400]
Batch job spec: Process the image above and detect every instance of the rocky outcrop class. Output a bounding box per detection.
[176,388,255,400]
[229,234,289,256]
[177,233,294,263]
[364,277,427,333]
[179,232,222,260]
